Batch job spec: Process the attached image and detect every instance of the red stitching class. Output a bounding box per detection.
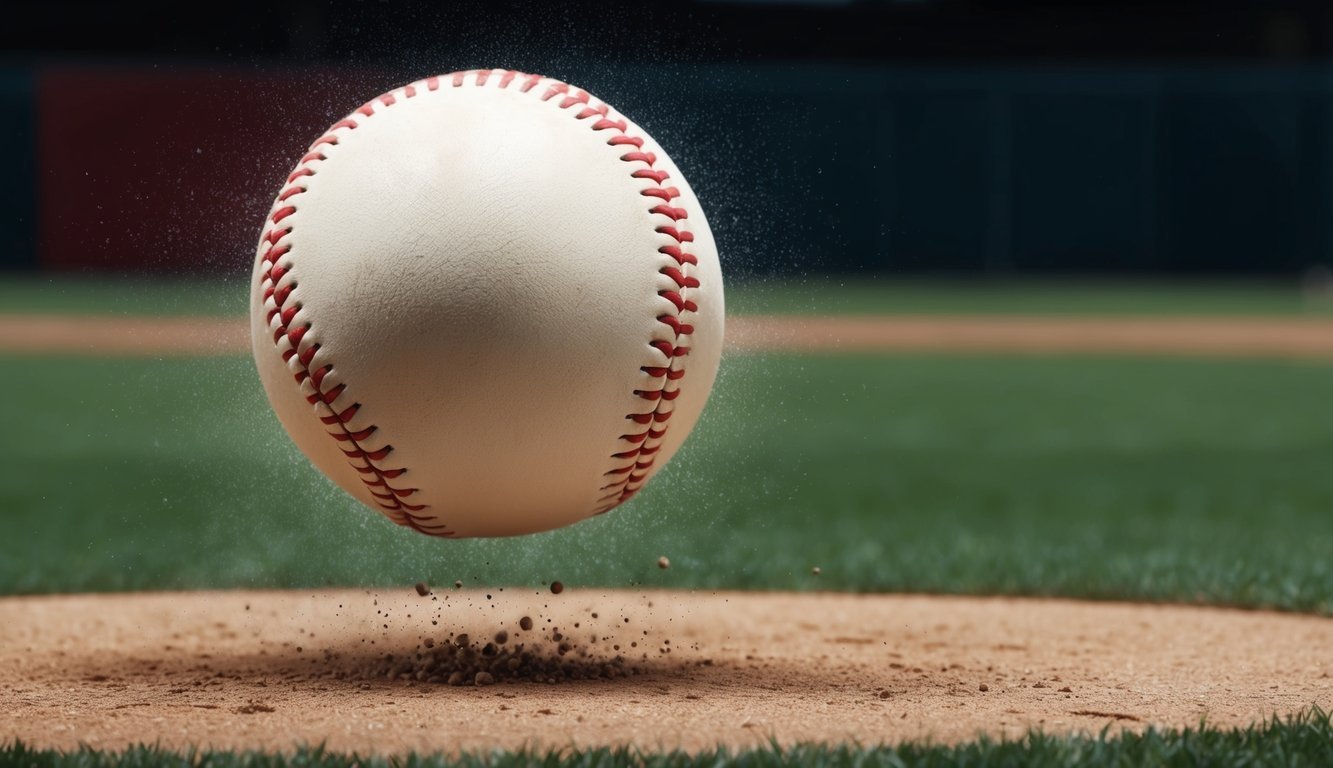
[584,81,699,514]
[257,84,454,538]
[257,70,701,529]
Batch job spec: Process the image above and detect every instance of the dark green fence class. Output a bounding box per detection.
[634,64,1333,276]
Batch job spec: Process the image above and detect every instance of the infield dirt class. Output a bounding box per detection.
[2,589,1328,753]
[6,313,1333,358]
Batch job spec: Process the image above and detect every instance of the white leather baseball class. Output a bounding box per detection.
[250,70,724,538]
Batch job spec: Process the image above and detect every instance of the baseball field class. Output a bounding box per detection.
[2,276,1331,764]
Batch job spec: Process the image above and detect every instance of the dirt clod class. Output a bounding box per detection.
[414,582,430,597]
[368,622,635,687]
[519,617,534,631]
[979,683,989,692]
[550,582,564,595]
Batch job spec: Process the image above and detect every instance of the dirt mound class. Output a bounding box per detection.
[0,589,1328,754]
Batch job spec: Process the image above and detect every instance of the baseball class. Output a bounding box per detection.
[250,69,724,538]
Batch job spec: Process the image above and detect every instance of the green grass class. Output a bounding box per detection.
[0,276,251,316]
[3,351,1331,613]
[3,708,1328,767]
[5,275,1333,317]
[725,277,1333,316]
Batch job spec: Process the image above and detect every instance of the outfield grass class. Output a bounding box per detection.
[5,275,1333,317]
[0,276,252,316]
[3,708,1328,767]
[728,277,1333,316]
[3,350,1331,613]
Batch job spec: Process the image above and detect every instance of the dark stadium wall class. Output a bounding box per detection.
[15,62,1333,276]
[32,67,394,274]
[0,70,37,271]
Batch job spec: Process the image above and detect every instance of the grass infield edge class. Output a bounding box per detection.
[1,707,1327,767]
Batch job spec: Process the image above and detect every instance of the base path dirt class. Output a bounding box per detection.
[1,589,1328,754]
[0,315,248,356]
[6,314,1333,358]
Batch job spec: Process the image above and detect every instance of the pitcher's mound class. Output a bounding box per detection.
[1,589,1328,753]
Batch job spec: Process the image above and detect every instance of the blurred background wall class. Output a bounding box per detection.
[4,0,1333,277]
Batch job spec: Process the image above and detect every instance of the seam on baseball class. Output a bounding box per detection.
[255,69,700,530]
[256,79,451,538]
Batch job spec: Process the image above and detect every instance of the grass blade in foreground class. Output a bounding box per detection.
[1,708,1327,767]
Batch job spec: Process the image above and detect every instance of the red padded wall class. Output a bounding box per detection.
[37,67,387,272]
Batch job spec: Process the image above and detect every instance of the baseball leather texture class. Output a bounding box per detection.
[250,70,724,538]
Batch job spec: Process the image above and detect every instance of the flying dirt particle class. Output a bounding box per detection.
[454,580,463,589]
[494,630,508,645]
[423,638,435,649]
[658,556,670,570]
[454,634,470,648]
[811,566,821,576]
[979,683,989,692]
[550,581,564,595]
[519,616,534,631]
[414,582,430,597]
[475,671,495,686]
